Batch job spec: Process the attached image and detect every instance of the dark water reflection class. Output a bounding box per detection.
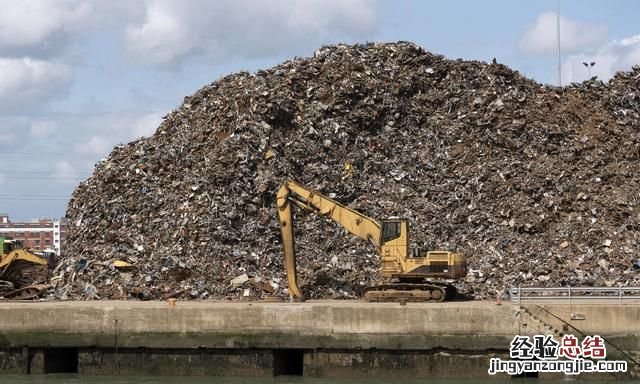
[0,374,619,384]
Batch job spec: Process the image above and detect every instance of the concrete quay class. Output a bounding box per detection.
[0,300,638,379]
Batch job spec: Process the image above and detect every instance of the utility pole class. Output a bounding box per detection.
[582,61,596,78]
[557,0,562,87]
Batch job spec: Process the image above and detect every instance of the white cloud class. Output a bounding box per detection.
[520,12,608,55]
[124,1,194,66]
[52,160,76,175]
[0,1,90,55]
[0,1,379,220]
[66,110,163,157]
[0,1,377,114]
[51,160,79,185]
[123,0,377,66]
[616,35,640,69]
[0,116,29,145]
[0,58,73,112]
[131,111,163,138]
[563,34,640,83]
[75,135,112,156]
[30,121,57,138]
[0,1,144,57]
[0,133,16,144]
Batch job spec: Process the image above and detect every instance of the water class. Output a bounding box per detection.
[0,376,622,384]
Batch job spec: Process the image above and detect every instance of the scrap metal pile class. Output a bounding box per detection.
[54,42,640,300]
[1,260,50,300]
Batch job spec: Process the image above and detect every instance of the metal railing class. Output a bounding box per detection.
[509,286,640,304]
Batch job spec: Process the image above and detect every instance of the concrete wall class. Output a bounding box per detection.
[0,301,520,350]
[0,301,638,378]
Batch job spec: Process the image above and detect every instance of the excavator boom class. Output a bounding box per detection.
[277,180,382,300]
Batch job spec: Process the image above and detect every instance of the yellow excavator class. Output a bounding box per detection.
[276,180,467,302]
[0,236,51,299]
[1,237,50,269]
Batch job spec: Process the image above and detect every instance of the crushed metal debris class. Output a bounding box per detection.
[52,42,640,300]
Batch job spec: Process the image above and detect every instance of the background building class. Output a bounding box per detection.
[0,214,66,255]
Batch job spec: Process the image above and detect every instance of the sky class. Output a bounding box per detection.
[0,0,638,221]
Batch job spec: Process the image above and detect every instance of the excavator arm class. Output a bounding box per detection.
[276,180,382,301]
[0,249,48,272]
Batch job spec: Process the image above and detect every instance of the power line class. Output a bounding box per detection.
[0,194,71,201]
[1,176,86,180]
[0,194,71,198]
[0,154,78,158]
[0,197,70,201]
[0,151,98,156]
[0,170,91,175]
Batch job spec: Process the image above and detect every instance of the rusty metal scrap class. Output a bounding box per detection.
[51,42,640,301]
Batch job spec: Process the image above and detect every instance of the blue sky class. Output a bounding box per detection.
[0,0,638,221]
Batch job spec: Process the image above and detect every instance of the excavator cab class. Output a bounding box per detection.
[3,239,23,255]
[1,237,19,257]
[381,220,402,242]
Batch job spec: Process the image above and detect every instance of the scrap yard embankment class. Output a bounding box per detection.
[0,301,638,378]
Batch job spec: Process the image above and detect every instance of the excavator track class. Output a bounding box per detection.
[1,284,50,300]
[363,283,457,303]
